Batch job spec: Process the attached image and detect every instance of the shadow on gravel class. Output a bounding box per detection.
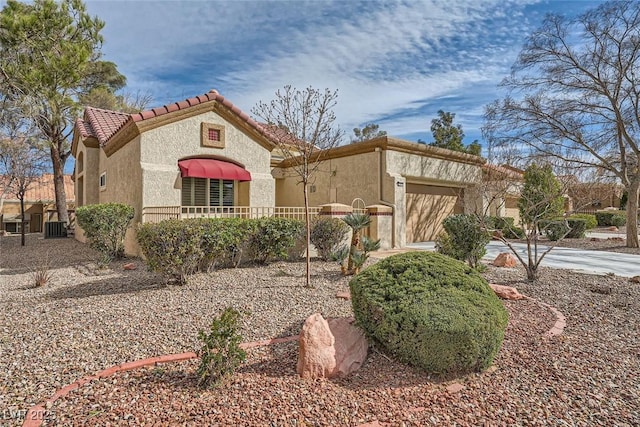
[0,235,100,275]
[45,274,167,300]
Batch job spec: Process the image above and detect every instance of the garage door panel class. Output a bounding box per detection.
[406,185,463,243]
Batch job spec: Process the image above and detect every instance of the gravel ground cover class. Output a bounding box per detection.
[2,234,640,426]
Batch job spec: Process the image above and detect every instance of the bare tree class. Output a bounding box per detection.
[253,86,344,287]
[484,0,640,247]
[0,137,48,246]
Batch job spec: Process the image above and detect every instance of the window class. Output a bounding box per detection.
[182,177,234,207]
[201,123,225,148]
[208,128,220,141]
[99,172,106,189]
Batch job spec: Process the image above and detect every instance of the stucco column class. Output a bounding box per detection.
[318,203,353,218]
[393,175,407,248]
[365,205,393,250]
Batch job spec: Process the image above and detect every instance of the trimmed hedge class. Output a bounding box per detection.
[484,216,525,239]
[566,218,587,238]
[350,252,508,375]
[137,217,303,283]
[568,214,597,230]
[137,219,204,284]
[540,218,587,240]
[595,211,627,227]
[248,217,305,264]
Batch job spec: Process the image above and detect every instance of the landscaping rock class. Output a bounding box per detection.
[297,313,336,379]
[335,290,351,300]
[607,226,619,232]
[327,317,368,377]
[607,237,624,242]
[493,253,517,268]
[297,314,368,379]
[123,263,137,270]
[492,230,504,240]
[590,237,601,242]
[489,284,525,300]
[446,383,465,393]
[630,276,640,284]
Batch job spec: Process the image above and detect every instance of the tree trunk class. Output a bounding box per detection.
[20,195,25,246]
[626,179,640,248]
[303,182,311,287]
[50,142,69,224]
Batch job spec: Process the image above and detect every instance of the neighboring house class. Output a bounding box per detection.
[482,164,525,226]
[0,174,75,233]
[567,181,624,211]
[72,89,485,255]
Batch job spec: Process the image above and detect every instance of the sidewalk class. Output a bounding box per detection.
[406,239,640,278]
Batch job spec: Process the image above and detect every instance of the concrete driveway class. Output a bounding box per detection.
[406,240,640,278]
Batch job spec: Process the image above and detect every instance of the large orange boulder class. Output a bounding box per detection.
[297,314,368,379]
[489,284,526,300]
[493,252,517,268]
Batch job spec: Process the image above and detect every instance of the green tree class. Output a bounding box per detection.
[0,0,126,225]
[484,1,640,248]
[351,123,386,143]
[519,164,564,226]
[425,110,481,155]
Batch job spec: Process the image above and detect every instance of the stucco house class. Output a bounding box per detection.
[72,90,485,255]
[0,174,75,234]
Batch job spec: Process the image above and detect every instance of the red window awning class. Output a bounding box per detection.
[178,158,251,182]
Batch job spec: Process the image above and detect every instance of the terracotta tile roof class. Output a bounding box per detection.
[1,174,74,203]
[81,108,130,145]
[76,90,272,148]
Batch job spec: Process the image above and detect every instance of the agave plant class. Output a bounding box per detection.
[330,245,350,274]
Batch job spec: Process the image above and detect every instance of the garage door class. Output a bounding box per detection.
[406,183,464,243]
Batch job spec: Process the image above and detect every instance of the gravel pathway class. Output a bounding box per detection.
[2,235,639,426]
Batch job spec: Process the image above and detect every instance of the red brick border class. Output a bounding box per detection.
[21,335,299,427]
[523,296,567,337]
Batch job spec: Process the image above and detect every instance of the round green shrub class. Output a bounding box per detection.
[569,214,597,230]
[349,252,508,375]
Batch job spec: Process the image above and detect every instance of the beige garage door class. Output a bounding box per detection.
[406,183,464,243]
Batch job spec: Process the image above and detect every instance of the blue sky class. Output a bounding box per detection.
[84,0,605,151]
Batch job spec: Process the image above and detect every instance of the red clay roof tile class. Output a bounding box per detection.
[1,174,74,203]
[75,90,275,150]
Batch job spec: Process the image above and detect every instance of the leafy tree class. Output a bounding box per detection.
[0,0,126,225]
[253,86,343,287]
[518,164,564,226]
[422,110,481,155]
[484,1,640,248]
[351,123,386,143]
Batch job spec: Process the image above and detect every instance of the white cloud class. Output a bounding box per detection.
[84,0,571,140]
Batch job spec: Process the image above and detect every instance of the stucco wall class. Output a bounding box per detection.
[98,137,143,255]
[386,151,482,185]
[275,152,381,207]
[140,110,275,208]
